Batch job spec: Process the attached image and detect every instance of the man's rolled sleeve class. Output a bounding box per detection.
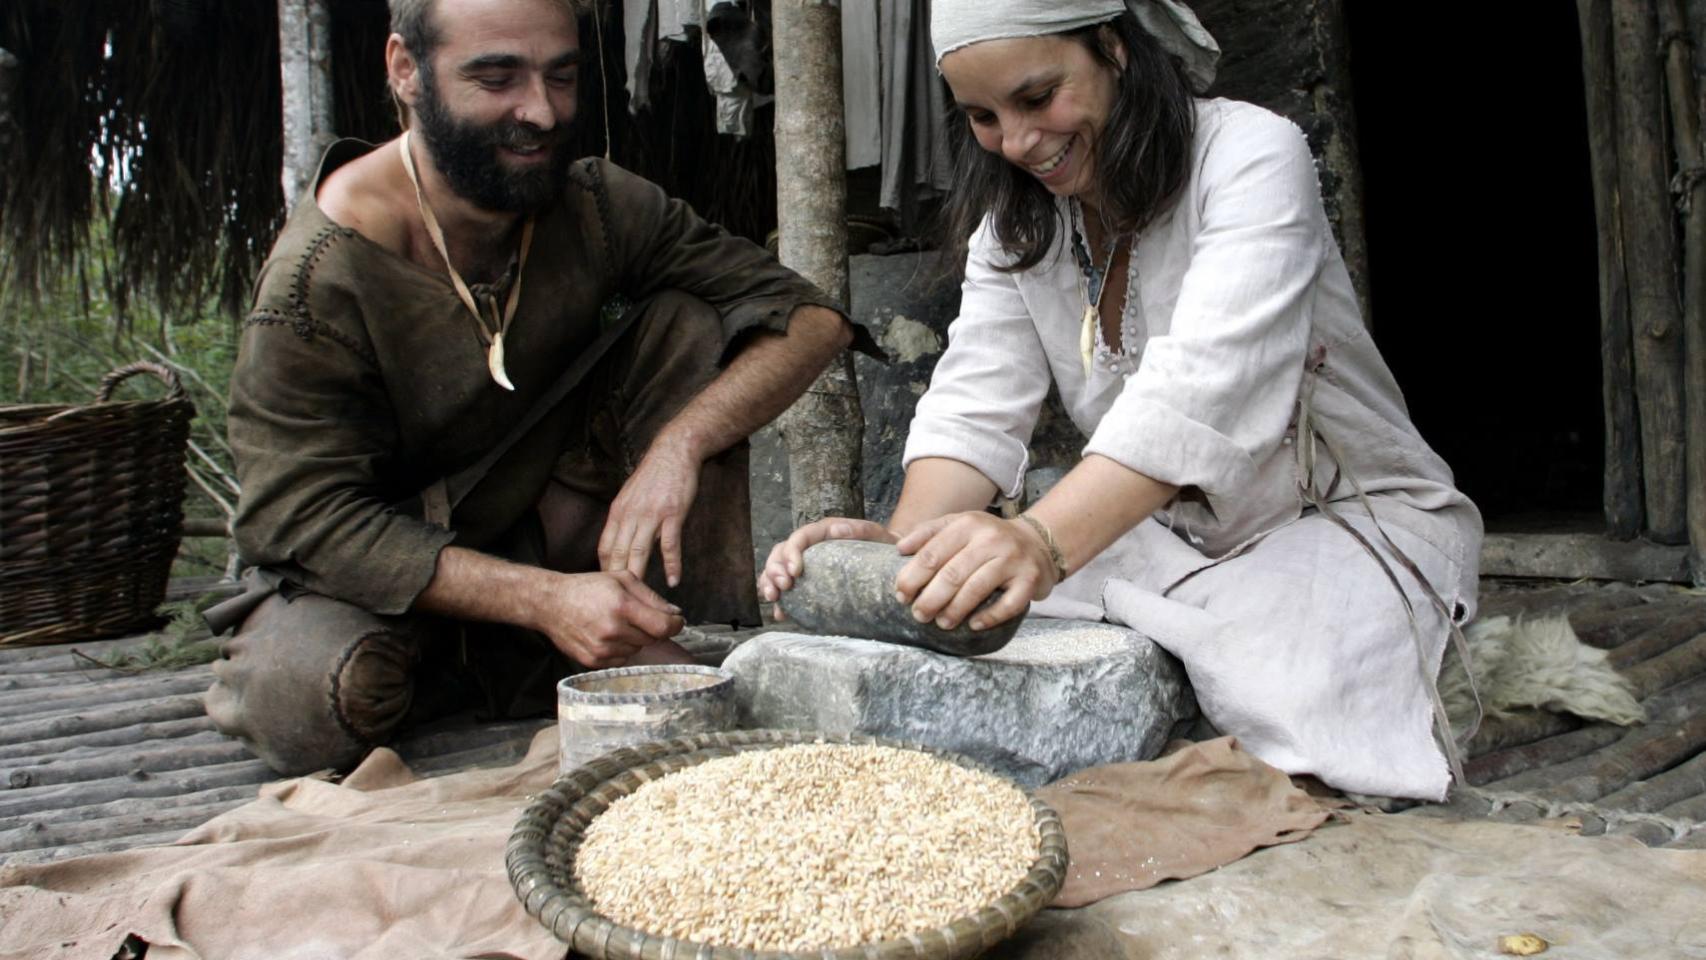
[229,319,454,616]
[1084,107,1326,504]
[593,160,880,358]
[902,221,1050,500]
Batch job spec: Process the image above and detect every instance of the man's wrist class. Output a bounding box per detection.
[472,551,558,633]
[649,421,714,466]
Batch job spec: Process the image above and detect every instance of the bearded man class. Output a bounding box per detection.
[205,0,863,775]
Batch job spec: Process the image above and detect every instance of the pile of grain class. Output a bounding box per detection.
[573,743,1039,951]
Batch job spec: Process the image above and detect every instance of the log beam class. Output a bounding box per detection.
[1480,532,1692,583]
[1660,0,1706,580]
[1612,0,1689,542]
[1579,0,1645,538]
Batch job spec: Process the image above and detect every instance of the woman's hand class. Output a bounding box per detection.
[757,517,897,620]
[893,511,1059,632]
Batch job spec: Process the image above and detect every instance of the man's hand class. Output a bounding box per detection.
[597,436,701,587]
[533,570,686,669]
[415,546,684,670]
[598,305,851,588]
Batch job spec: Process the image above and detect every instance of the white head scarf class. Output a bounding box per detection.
[931,0,1221,93]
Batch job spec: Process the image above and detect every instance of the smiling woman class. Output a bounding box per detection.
[759,0,1488,802]
[938,12,1195,276]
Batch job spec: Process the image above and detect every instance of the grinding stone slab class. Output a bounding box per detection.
[780,539,1024,656]
[722,618,1197,787]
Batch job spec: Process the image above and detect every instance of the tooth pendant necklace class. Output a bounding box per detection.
[398,130,533,391]
[1069,200,1126,377]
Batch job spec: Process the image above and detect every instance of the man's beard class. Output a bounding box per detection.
[412,67,573,214]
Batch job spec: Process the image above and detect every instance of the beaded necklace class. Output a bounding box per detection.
[1068,200,1128,376]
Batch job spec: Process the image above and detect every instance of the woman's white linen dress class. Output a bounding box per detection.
[902,98,1483,800]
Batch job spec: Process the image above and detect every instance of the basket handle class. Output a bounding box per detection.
[95,361,187,403]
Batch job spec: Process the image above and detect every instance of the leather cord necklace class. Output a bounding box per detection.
[398,130,533,391]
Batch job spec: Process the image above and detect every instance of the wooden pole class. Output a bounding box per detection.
[1467,711,1578,758]
[1660,0,1706,580]
[0,759,272,820]
[1465,724,1625,786]
[1621,631,1706,700]
[772,0,867,525]
[1579,0,1644,540]
[1598,749,1706,813]
[0,47,18,151]
[277,0,336,210]
[0,695,207,749]
[1501,712,1706,804]
[0,716,212,763]
[1612,0,1689,543]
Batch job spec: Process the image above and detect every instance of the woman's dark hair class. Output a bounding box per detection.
[937,12,1197,275]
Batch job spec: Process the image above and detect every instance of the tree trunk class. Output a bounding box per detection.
[772,0,866,525]
[278,0,335,211]
[1612,0,1689,543]
[1660,0,1706,580]
[1580,0,1645,540]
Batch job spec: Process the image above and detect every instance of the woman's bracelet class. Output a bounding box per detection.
[1015,513,1069,584]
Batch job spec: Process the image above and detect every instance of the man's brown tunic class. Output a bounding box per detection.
[230,140,842,615]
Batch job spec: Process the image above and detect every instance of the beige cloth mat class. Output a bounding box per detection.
[0,732,568,960]
[7,730,1706,960]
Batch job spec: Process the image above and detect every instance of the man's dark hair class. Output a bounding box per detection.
[389,0,593,62]
[390,0,442,61]
[938,12,1197,275]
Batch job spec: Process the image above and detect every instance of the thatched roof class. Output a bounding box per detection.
[0,0,776,319]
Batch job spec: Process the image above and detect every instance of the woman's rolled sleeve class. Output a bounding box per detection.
[902,222,1051,499]
[1082,394,1256,493]
[1085,107,1326,501]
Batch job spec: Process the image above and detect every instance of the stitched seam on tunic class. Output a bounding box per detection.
[246,312,381,368]
[250,226,383,367]
[290,224,342,321]
[569,159,616,281]
[247,311,311,342]
[328,630,398,747]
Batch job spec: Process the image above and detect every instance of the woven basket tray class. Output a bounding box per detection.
[508,729,1069,960]
[0,362,194,646]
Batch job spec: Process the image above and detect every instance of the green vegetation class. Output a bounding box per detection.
[2,222,241,581]
[75,594,224,674]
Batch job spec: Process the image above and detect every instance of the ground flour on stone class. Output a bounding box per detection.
[978,625,1131,665]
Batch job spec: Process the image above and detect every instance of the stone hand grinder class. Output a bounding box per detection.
[779,540,1025,656]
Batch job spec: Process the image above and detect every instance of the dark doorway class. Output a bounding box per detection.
[1345,8,1605,531]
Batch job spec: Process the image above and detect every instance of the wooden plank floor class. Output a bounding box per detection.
[1414,580,1706,849]
[0,577,560,865]
[3,579,1704,864]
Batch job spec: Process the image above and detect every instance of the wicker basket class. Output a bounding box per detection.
[508,729,1070,960]
[0,362,195,646]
